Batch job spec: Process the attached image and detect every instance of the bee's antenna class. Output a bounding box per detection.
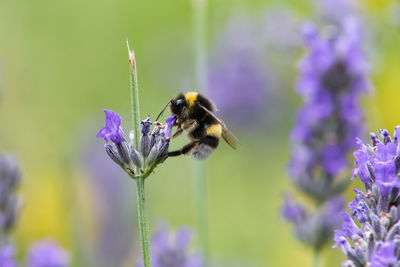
[156,100,172,122]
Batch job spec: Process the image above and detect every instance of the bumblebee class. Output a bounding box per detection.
[156,92,237,160]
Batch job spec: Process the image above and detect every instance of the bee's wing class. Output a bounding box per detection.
[221,127,238,150]
[198,105,238,149]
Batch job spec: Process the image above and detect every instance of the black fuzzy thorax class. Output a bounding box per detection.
[187,93,215,121]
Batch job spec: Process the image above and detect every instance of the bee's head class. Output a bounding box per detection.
[170,95,187,116]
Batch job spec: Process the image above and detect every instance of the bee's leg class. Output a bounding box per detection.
[167,142,198,157]
[171,128,184,139]
[172,120,196,139]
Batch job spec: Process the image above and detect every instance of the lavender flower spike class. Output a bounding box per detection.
[136,224,202,267]
[334,127,400,266]
[26,240,70,267]
[97,110,177,178]
[283,15,369,253]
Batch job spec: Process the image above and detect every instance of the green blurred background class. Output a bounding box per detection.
[0,0,399,266]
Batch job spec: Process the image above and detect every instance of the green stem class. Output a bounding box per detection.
[191,0,209,266]
[127,40,141,151]
[136,177,152,267]
[126,41,151,267]
[313,249,321,267]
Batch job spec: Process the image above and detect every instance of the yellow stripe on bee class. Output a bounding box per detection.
[185,92,198,108]
[206,124,222,138]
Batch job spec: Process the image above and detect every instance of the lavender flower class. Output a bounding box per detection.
[136,225,202,267]
[96,110,176,178]
[26,240,69,267]
[0,245,16,267]
[96,110,125,144]
[283,16,369,251]
[334,127,400,266]
[0,153,21,239]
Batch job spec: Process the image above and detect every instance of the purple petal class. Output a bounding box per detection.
[97,110,125,143]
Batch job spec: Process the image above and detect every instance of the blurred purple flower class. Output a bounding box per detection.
[0,153,21,237]
[283,197,345,249]
[136,224,202,267]
[26,240,69,267]
[207,15,268,127]
[321,197,345,228]
[289,17,369,193]
[207,10,305,129]
[334,128,400,265]
[281,195,306,224]
[283,16,369,250]
[0,245,16,267]
[96,110,125,144]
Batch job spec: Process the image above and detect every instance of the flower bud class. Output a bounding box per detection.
[141,116,152,135]
[116,140,131,165]
[140,135,153,158]
[156,138,171,164]
[146,145,159,167]
[379,212,391,229]
[131,148,143,169]
[129,130,135,149]
[370,132,380,146]
[379,129,391,144]
[140,116,154,158]
[354,246,367,265]
[151,122,163,134]
[150,123,162,149]
[105,143,124,166]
